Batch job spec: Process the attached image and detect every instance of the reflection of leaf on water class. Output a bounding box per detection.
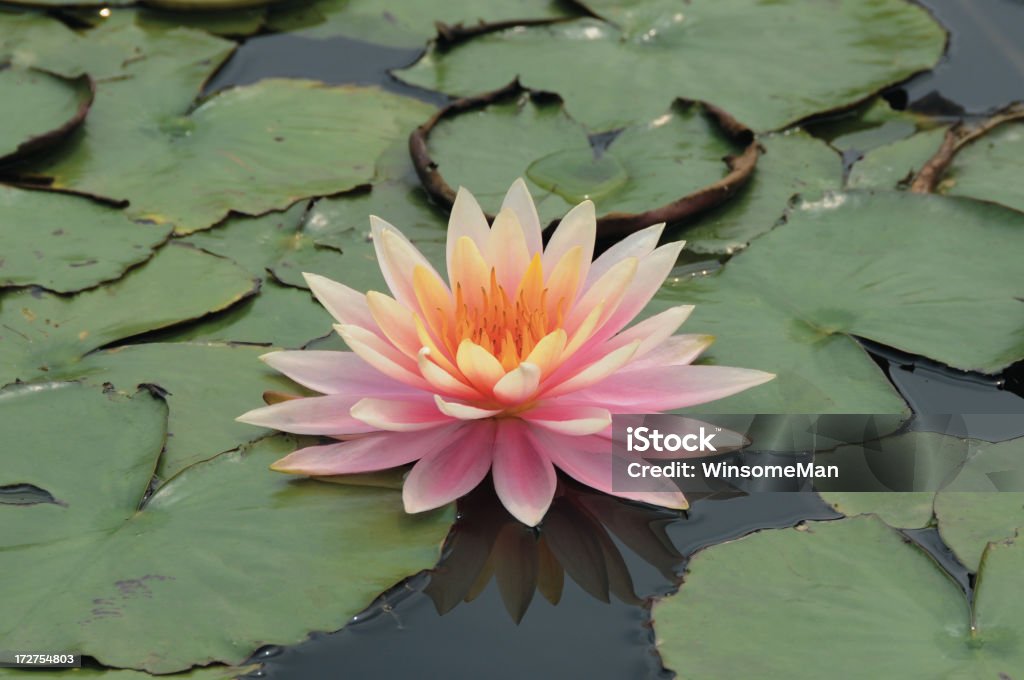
[425,480,683,622]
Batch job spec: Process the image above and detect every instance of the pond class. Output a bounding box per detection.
[1,0,1023,678]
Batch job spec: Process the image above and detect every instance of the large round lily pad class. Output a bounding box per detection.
[0,242,255,385]
[265,0,575,48]
[418,88,750,230]
[0,381,454,673]
[0,64,92,164]
[0,185,171,292]
[397,0,945,132]
[23,77,435,234]
[654,516,1024,677]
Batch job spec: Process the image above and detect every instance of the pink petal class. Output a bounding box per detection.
[403,420,496,513]
[303,273,378,332]
[371,216,449,310]
[260,350,420,397]
[607,304,695,358]
[624,334,714,370]
[543,340,640,398]
[236,394,377,435]
[366,291,423,359]
[564,256,637,335]
[491,419,557,526]
[335,323,429,390]
[270,425,460,475]
[501,178,543,256]
[584,223,664,291]
[351,396,453,431]
[446,186,491,277]
[493,362,541,404]
[521,403,612,435]
[485,209,531,292]
[596,240,686,342]
[565,364,776,412]
[542,200,595,287]
[418,348,481,400]
[526,426,688,510]
[434,395,503,420]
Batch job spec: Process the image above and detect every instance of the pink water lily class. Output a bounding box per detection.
[238,180,773,525]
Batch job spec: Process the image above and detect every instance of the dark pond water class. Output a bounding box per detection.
[196,4,1024,678]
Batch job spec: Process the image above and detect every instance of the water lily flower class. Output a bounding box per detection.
[238,180,773,526]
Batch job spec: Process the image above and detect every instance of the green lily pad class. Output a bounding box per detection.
[65,343,307,481]
[847,127,948,189]
[23,75,433,234]
[426,95,743,226]
[0,242,256,385]
[135,6,268,37]
[155,279,331,348]
[697,191,1024,374]
[674,131,841,255]
[397,0,945,132]
[649,272,906,414]
[0,11,231,81]
[807,98,931,155]
[654,516,1024,677]
[0,64,92,164]
[935,437,1024,571]
[0,185,171,292]
[0,381,453,673]
[147,0,277,11]
[941,119,1024,213]
[265,0,574,49]
[0,666,253,680]
[180,202,348,290]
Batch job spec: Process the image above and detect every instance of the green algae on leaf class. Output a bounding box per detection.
[0,382,453,673]
[654,516,1024,678]
[0,185,171,293]
[397,0,945,132]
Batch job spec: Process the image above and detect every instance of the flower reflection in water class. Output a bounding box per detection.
[425,479,684,623]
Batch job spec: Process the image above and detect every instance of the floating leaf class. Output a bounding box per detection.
[807,98,929,155]
[847,127,947,189]
[67,343,307,481]
[935,437,1024,571]
[654,516,1024,677]
[418,91,748,229]
[0,381,453,673]
[0,185,171,292]
[675,131,841,255]
[397,0,945,132]
[265,0,574,48]
[22,76,434,233]
[941,119,1024,213]
[0,64,92,164]
[0,242,255,384]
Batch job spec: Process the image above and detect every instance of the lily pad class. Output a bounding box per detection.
[180,202,348,289]
[0,64,92,164]
[935,436,1024,571]
[847,127,948,189]
[147,0,278,11]
[265,0,575,49]
[397,0,945,132]
[0,185,171,292]
[66,343,308,481]
[155,280,331,348]
[654,516,1024,677]
[0,666,253,680]
[675,130,841,255]
[0,381,453,673]
[649,272,907,414]
[807,98,931,155]
[22,75,435,233]
[941,119,1024,213]
[419,91,748,229]
[694,191,1024,374]
[0,242,255,385]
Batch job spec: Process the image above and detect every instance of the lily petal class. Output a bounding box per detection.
[491,419,557,526]
[543,200,595,285]
[584,223,664,290]
[434,395,503,420]
[493,362,541,404]
[237,394,376,435]
[446,186,491,276]
[350,396,453,431]
[501,178,543,256]
[403,421,496,513]
[521,403,612,435]
[270,425,459,475]
[260,350,418,397]
[303,273,377,332]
